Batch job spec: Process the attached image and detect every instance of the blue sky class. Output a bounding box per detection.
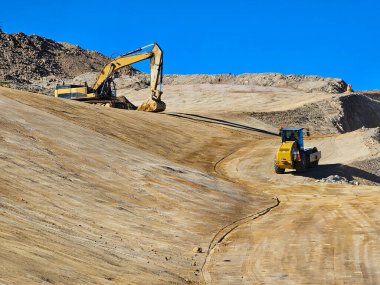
[1,0,379,90]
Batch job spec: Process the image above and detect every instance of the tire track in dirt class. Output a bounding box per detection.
[201,147,280,284]
[201,197,280,283]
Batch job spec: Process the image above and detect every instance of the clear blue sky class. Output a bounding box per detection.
[1,0,379,90]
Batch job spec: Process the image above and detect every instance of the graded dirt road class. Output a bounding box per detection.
[204,131,380,285]
[0,86,379,284]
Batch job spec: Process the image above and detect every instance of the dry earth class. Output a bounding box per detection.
[0,80,379,285]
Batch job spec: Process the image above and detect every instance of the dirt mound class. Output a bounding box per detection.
[0,31,138,85]
[163,73,347,93]
[335,94,380,132]
[249,93,380,134]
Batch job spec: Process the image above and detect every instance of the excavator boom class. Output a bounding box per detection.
[93,52,153,91]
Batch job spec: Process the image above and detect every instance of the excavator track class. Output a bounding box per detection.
[74,96,138,110]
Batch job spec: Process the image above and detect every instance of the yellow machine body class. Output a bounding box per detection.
[275,141,296,169]
[274,127,321,174]
[54,85,95,99]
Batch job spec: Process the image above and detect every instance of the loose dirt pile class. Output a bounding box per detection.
[315,175,359,185]
[248,93,380,134]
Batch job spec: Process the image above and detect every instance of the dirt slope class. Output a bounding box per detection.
[0,85,379,285]
[204,128,380,284]
[0,87,274,284]
[249,93,380,134]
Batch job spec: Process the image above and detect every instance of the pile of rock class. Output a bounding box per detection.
[316,175,359,185]
[0,31,138,85]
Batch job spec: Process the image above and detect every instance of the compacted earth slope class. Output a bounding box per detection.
[1,83,379,285]
[0,87,274,285]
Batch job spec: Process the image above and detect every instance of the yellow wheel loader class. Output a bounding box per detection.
[274,128,321,174]
[54,43,165,112]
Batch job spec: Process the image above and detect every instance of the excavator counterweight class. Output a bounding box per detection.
[54,43,165,112]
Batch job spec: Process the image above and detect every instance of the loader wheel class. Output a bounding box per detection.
[274,164,285,174]
[295,152,306,172]
[309,147,319,168]
[309,160,319,168]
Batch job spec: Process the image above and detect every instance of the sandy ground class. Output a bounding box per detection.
[204,134,380,284]
[0,85,379,284]
[121,84,336,113]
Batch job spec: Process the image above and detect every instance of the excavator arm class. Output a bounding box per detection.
[93,43,164,108]
[149,44,163,101]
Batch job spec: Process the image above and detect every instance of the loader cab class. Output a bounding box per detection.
[280,128,306,151]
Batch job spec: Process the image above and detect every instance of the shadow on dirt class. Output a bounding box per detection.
[167,112,278,136]
[289,163,380,185]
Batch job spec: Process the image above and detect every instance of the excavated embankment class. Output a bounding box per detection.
[248,93,380,134]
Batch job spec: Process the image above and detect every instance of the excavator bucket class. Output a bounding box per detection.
[137,99,166,112]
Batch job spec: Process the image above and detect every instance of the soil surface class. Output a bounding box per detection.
[0,82,379,285]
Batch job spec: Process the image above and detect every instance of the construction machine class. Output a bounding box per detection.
[274,128,321,174]
[54,43,165,112]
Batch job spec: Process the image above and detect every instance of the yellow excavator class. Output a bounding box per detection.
[54,43,165,112]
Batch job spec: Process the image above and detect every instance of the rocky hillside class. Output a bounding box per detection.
[0,31,119,83]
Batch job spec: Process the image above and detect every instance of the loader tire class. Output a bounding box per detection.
[274,164,285,174]
[295,152,306,172]
[309,147,319,168]
[309,160,319,168]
